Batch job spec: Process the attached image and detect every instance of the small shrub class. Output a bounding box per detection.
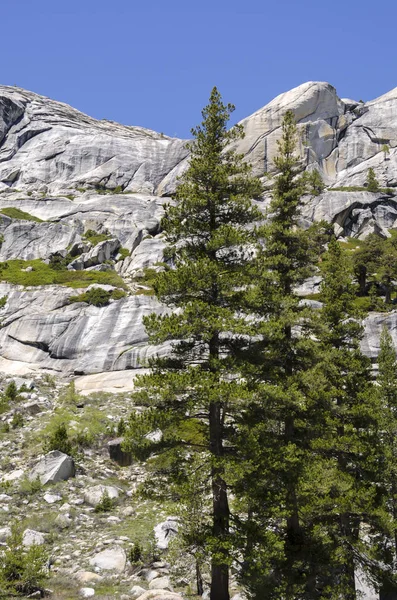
[74,430,94,448]
[19,476,42,497]
[69,287,126,307]
[42,373,56,388]
[83,229,111,246]
[118,247,130,260]
[94,490,114,513]
[128,542,143,564]
[0,295,7,309]
[11,412,24,429]
[44,422,73,455]
[117,417,126,436]
[4,381,18,402]
[366,168,380,192]
[0,526,48,596]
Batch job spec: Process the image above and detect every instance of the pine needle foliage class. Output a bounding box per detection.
[124,87,262,600]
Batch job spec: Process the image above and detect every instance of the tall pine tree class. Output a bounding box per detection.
[236,111,325,599]
[123,87,262,600]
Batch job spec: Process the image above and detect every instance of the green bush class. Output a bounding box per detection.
[118,247,130,260]
[69,287,126,307]
[128,542,143,564]
[117,417,127,436]
[83,229,111,246]
[19,476,42,497]
[0,526,48,596]
[11,412,24,429]
[44,422,73,455]
[0,295,7,308]
[94,490,114,513]
[4,381,17,402]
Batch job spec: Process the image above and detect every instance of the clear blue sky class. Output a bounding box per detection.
[2,0,396,138]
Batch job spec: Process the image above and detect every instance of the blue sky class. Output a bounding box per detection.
[2,0,396,138]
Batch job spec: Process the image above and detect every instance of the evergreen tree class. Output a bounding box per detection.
[311,238,381,598]
[374,326,397,593]
[351,233,384,296]
[306,169,325,196]
[367,167,380,192]
[236,111,325,599]
[123,87,262,600]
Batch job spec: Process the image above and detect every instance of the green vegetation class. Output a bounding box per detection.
[124,87,263,600]
[94,490,115,513]
[69,286,127,306]
[328,184,394,194]
[0,259,127,289]
[4,381,18,402]
[44,422,73,455]
[0,526,48,596]
[0,295,7,308]
[83,228,112,246]
[123,96,397,600]
[0,207,43,222]
[10,412,24,429]
[367,167,380,192]
[118,247,130,260]
[305,168,325,196]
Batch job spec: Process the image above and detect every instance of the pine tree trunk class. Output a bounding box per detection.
[385,279,392,304]
[196,561,204,596]
[358,266,367,296]
[284,320,303,598]
[210,400,230,600]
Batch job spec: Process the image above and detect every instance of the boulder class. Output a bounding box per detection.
[43,493,62,504]
[79,589,95,598]
[84,484,119,507]
[107,437,133,466]
[149,577,173,591]
[0,526,11,543]
[75,571,103,584]
[134,592,183,600]
[29,451,75,485]
[55,513,72,529]
[130,586,147,599]
[154,517,179,549]
[22,529,45,547]
[89,546,126,572]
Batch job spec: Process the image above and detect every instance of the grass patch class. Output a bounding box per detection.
[338,237,365,251]
[70,287,127,306]
[0,259,127,289]
[328,186,395,194]
[83,229,112,246]
[0,207,43,222]
[118,247,130,260]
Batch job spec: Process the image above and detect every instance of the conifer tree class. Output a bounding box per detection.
[236,111,325,599]
[374,326,397,593]
[311,238,380,599]
[123,87,262,600]
[367,167,380,192]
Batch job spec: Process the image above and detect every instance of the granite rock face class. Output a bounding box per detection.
[0,86,189,196]
[0,82,396,378]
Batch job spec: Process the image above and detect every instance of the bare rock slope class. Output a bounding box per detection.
[0,82,396,379]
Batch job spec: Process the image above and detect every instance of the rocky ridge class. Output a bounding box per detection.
[0,82,397,381]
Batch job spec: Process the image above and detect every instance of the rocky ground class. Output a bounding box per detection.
[0,374,245,600]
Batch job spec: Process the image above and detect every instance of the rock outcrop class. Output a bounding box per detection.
[0,82,397,378]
